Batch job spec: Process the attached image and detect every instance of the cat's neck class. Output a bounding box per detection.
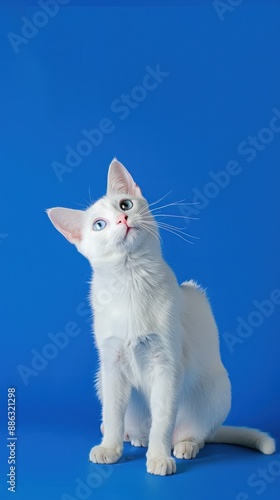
[92,244,164,279]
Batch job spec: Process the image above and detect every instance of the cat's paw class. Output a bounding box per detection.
[131,436,148,447]
[146,456,176,476]
[173,440,203,459]
[89,445,122,464]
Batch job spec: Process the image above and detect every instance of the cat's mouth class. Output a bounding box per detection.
[125,226,136,238]
[117,223,139,244]
[121,223,140,241]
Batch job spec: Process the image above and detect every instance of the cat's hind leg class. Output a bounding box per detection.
[172,370,231,460]
[173,439,204,459]
[124,388,150,447]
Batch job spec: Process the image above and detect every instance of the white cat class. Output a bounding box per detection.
[47,159,275,476]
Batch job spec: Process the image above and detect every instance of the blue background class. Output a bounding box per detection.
[0,1,280,499]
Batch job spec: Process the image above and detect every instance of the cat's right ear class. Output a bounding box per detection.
[46,207,84,246]
[107,158,143,197]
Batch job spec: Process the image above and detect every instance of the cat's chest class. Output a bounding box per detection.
[92,266,175,342]
[100,332,167,390]
[94,280,160,339]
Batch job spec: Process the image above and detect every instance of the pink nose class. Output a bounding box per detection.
[117,214,128,225]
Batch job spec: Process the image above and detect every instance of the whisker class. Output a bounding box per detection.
[141,217,199,239]
[138,222,161,244]
[73,201,89,209]
[137,191,174,216]
[135,187,201,245]
[157,222,199,239]
[138,208,154,219]
[146,190,173,209]
[142,218,198,243]
[157,225,194,244]
[140,223,161,240]
[143,191,199,210]
[148,200,188,213]
[146,213,200,221]
[138,199,187,217]
[138,206,150,217]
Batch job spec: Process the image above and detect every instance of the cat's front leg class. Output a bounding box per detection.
[146,361,178,476]
[89,351,131,465]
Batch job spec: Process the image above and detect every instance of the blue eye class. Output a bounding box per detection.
[120,199,133,211]
[93,219,107,231]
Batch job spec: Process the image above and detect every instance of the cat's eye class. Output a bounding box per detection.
[93,219,107,231]
[120,199,133,211]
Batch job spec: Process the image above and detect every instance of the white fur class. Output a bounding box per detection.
[47,158,275,475]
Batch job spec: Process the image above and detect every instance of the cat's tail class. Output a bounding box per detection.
[207,426,276,454]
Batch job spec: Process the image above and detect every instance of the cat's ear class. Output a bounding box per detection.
[47,207,84,245]
[107,158,143,197]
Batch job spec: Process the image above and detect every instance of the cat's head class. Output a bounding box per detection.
[47,159,159,266]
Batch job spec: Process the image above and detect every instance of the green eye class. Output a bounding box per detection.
[120,199,133,211]
[93,219,107,231]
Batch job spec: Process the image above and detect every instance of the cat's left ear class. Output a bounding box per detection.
[107,158,143,197]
